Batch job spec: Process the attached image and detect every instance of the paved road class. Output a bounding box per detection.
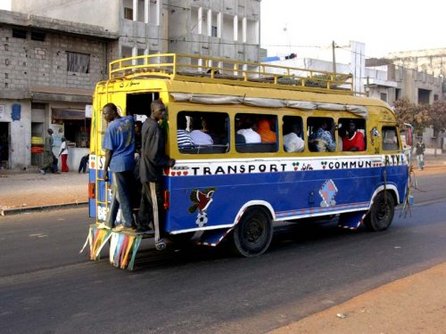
[0,172,445,334]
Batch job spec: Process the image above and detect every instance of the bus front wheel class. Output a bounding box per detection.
[364,191,395,231]
[233,207,273,257]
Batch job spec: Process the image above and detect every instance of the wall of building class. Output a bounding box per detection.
[0,101,31,169]
[12,0,121,33]
[388,48,446,77]
[0,12,113,169]
[168,0,260,61]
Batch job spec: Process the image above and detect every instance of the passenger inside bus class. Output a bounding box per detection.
[236,116,261,143]
[257,119,277,143]
[283,121,304,152]
[177,115,194,148]
[308,118,336,152]
[342,121,365,151]
[190,116,213,145]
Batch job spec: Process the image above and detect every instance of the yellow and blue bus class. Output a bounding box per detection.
[87,54,409,264]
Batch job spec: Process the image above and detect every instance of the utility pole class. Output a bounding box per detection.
[332,40,337,75]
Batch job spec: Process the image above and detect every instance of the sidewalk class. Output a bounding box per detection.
[0,169,88,215]
[270,262,446,334]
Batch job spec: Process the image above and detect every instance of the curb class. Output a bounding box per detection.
[1,201,88,216]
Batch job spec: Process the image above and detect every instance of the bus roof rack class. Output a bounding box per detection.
[109,53,354,95]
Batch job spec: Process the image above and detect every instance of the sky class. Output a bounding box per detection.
[1,0,444,60]
[261,0,446,60]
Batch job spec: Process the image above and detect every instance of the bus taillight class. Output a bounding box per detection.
[163,190,170,210]
[88,182,95,199]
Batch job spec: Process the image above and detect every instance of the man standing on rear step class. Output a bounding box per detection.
[138,99,175,250]
[102,103,136,232]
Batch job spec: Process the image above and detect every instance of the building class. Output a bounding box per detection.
[0,10,117,169]
[12,0,261,62]
[262,41,443,106]
[365,59,442,105]
[3,1,261,170]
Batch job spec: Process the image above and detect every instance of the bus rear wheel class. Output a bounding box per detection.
[233,207,273,257]
[364,191,395,231]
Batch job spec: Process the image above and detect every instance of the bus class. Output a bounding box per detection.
[85,54,410,269]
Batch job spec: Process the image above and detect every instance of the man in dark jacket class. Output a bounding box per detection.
[138,100,175,249]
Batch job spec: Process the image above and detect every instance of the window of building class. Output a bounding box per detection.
[12,29,27,39]
[211,25,218,37]
[121,46,133,58]
[177,111,229,154]
[380,92,387,102]
[236,113,277,153]
[307,117,336,152]
[31,31,46,41]
[339,118,366,152]
[124,7,133,20]
[418,88,431,105]
[382,126,399,151]
[66,52,90,73]
[282,116,304,153]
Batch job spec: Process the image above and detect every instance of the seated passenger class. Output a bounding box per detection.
[308,120,336,152]
[190,116,213,145]
[283,122,304,152]
[257,119,277,143]
[237,117,261,143]
[177,116,194,148]
[342,121,365,151]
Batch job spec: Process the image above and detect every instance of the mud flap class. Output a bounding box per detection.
[196,228,233,247]
[337,211,367,230]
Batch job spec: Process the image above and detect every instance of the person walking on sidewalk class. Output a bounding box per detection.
[416,138,426,170]
[40,129,56,174]
[58,137,69,172]
[102,103,136,232]
[138,100,175,249]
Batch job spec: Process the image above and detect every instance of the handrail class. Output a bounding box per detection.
[108,53,354,95]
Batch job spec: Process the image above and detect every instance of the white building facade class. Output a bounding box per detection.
[13,0,261,62]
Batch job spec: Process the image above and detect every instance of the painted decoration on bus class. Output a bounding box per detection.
[189,188,216,227]
[319,179,338,207]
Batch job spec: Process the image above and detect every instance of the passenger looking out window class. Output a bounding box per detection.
[342,121,365,151]
[308,117,336,152]
[283,117,304,152]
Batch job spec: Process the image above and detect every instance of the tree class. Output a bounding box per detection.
[429,101,446,136]
[393,98,430,137]
[428,100,446,155]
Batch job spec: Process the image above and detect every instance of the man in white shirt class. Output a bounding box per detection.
[284,132,304,152]
[236,117,261,143]
[190,116,213,145]
[283,122,304,152]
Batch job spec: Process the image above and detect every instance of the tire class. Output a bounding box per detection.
[233,207,273,257]
[364,191,395,231]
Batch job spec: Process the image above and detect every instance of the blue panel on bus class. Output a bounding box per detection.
[165,165,408,234]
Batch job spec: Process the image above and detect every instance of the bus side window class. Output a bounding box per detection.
[235,113,278,153]
[177,111,229,154]
[283,116,304,152]
[339,118,366,152]
[382,126,399,151]
[307,117,336,152]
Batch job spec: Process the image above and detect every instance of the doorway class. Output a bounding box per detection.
[0,122,9,168]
